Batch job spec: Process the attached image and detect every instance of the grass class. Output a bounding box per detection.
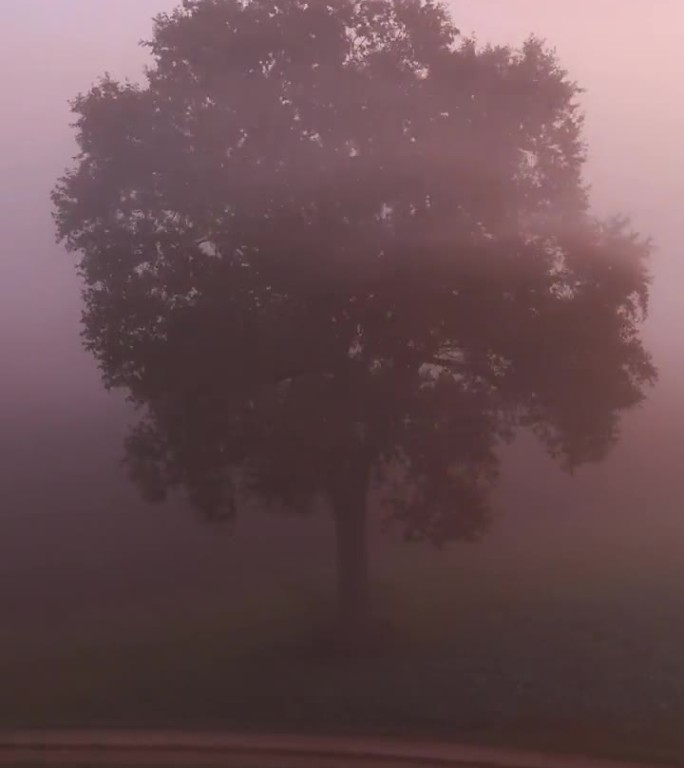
[3,540,684,766]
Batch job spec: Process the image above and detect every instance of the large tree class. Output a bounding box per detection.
[54,0,654,645]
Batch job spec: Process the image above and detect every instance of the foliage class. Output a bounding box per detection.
[53,0,655,546]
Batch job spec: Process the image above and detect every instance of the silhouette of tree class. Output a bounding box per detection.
[53,0,655,646]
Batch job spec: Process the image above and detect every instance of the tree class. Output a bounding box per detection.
[53,0,655,647]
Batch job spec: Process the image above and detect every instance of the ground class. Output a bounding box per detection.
[3,531,684,766]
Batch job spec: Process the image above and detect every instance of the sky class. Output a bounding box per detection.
[0,0,682,560]
[2,1,682,407]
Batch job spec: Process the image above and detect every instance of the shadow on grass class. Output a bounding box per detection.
[4,569,684,766]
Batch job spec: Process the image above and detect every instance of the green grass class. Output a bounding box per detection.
[3,545,684,766]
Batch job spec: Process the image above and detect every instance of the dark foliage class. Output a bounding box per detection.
[53,0,655,627]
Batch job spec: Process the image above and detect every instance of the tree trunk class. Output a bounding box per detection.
[332,471,370,650]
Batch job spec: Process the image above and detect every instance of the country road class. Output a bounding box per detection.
[0,732,676,768]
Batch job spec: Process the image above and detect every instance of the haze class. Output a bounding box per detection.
[1,0,683,646]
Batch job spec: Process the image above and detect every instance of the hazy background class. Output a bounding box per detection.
[1,1,683,635]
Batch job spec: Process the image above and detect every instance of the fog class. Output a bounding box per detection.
[1,0,683,647]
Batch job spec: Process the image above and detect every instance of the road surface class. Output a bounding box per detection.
[0,731,675,768]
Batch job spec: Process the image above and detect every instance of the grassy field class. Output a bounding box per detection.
[3,537,684,766]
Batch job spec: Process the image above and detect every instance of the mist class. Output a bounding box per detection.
[1,0,684,752]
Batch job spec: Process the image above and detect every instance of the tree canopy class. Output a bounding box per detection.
[53,0,655,631]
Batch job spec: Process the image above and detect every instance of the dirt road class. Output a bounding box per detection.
[0,731,675,768]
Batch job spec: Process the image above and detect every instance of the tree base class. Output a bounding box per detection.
[294,617,403,659]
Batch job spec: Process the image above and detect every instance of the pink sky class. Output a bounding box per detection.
[0,0,681,411]
[0,0,682,563]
